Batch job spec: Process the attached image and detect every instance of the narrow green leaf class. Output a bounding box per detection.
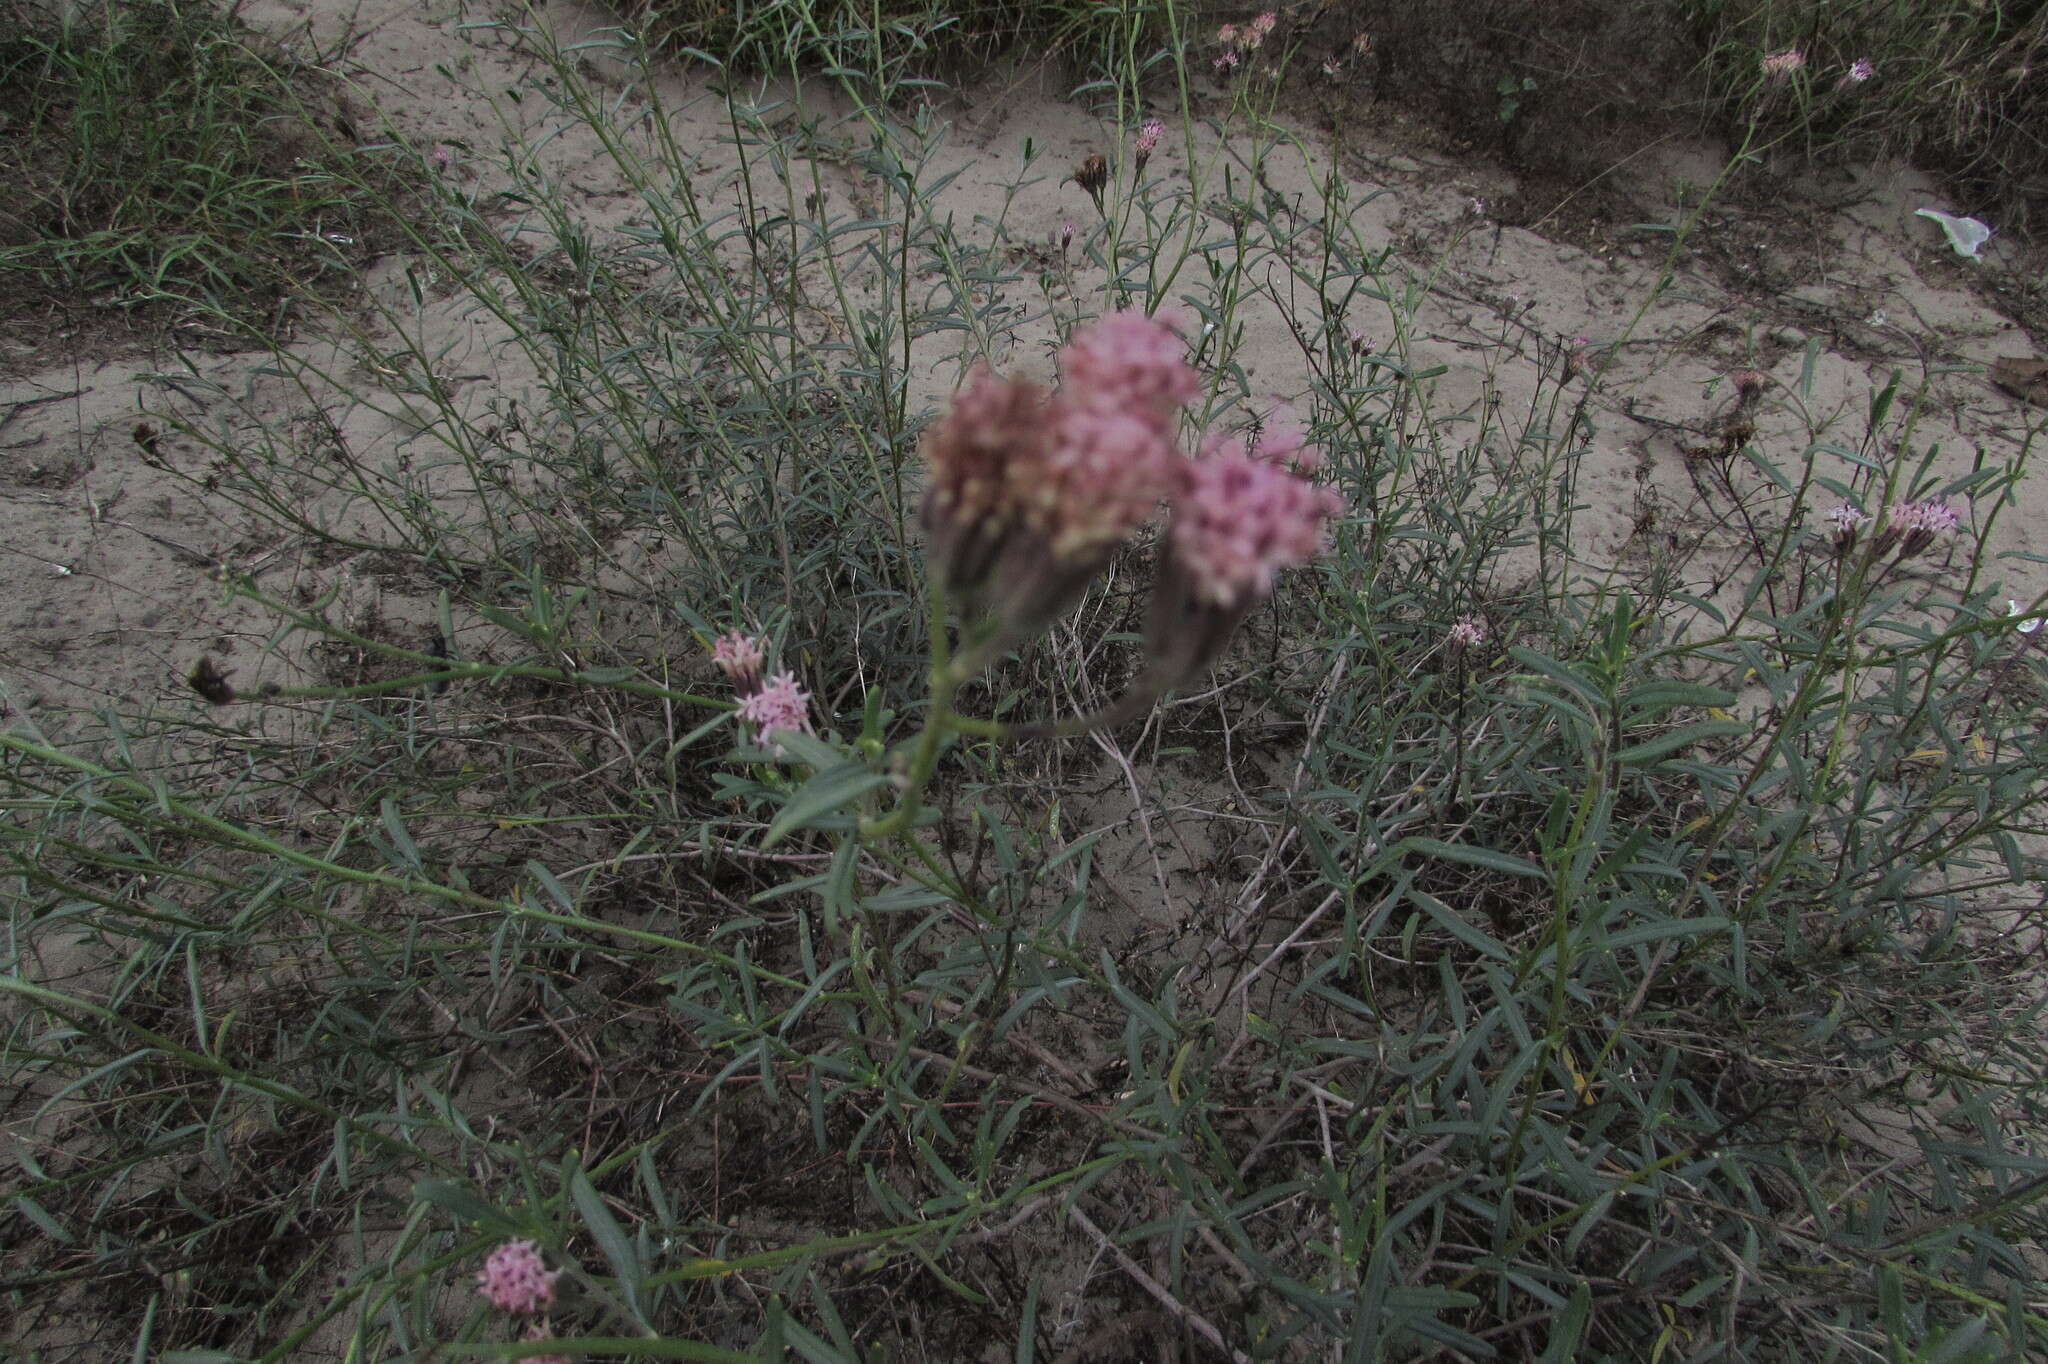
[1400,836,1546,880]
[570,1163,646,1321]
[413,1179,511,1229]
[1539,1283,1592,1363]
[1615,720,1749,766]
[762,762,891,848]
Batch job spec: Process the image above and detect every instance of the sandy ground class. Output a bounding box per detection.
[3,0,2043,741]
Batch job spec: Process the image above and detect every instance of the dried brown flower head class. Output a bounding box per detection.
[188,657,237,705]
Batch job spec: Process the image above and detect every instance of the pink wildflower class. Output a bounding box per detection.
[431,143,455,171]
[1145,451,1344,680]
[1213,49,1241,75]
[1134,119,1164,172]
[476,1241,560,1316]
[1844,58,1875,84]
[1825,502,1871,551]
[1761,49,1805,79]
[1058,311,1201,427]
[710,631,767,693]
[1059,222,1074,255]
[921,314,1200,640]
[919,367,1050,600]
[1448,616,1487,649]
[1169,453,1344,608]
[737,671,813,752]
[1245,12,1277,49]
[1217,22,1239,45]
[1730,369,1769,402]
[1873,498,1960,559]
[1035,404,1180,556]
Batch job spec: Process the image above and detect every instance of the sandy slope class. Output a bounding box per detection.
[1,0,2042,729]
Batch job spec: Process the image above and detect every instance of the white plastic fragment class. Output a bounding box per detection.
[1915,208,1993,259]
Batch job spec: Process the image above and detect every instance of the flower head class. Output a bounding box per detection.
[1761,49,1805,79]
[1881,498,1961,559]
[1217,22,1239,45]
[1074,153,1109,206]
[710,631,767,693]
[1144,451,1345,682]
[1448,615,1487,649]
[1845,58,1875,84]
[1730,368,1769,402]
[1825,502,1871,551]
[1134,119,1164,172]
[476,1240,560,1316]
[1213,48,1241,75]
[1059,311,1200,426]
[1166,452,1345,611]
[737,671,813,753]
[921,314,1200,642]
[919,368,1051,600]
[1245,11,1277,48]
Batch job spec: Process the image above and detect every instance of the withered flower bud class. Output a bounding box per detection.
[188,657,237,705]
[1074,154,1109,210]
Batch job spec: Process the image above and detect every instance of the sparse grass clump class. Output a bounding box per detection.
[618,0,1155,84]
[4,3,2048,1362]
[1687,0,2048,228]
[0,0,390,345]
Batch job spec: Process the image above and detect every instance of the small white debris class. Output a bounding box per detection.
[1915,208,1992,259]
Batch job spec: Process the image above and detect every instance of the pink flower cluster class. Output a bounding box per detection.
[1447,615,1488,649]
[1214,12,1277,73]
[710,634,814,755]
[1890,499,1959,536]
[1825,501,1871,551]
[737,671,813,752]
[920,311,1346,677]
[1134,119,1164,172]
[921,312,1195,636]
[1168,454,1346,611]
[711,630,765,692]
[476,1240,559,1316]
[1887,498,1960,559]
[1761,49,1805,79]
